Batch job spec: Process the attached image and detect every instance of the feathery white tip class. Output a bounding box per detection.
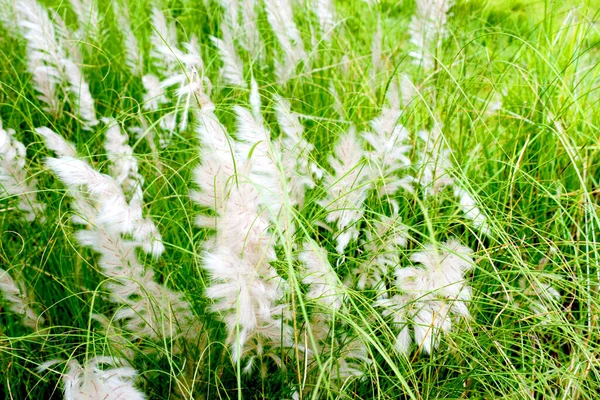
[43,357,146,400]
[391,238,474,354]
[264,0,307,83]
[113,1,142,75]
[318,127,370,253]
[36,127,77,157]
[300,240,344,311]
[0,122,46,221]
[0,269,43,329]
[211,23,246,87]
[408,0,454,70]
[314,0,336,41]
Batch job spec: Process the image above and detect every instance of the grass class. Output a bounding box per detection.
[1,0,600,398]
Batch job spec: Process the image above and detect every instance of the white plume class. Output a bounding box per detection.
[0,268,43,329]
[0,122,46,221]
[408,0,454,70]
[318,127,370,254]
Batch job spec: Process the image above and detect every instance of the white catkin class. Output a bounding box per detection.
[69,0,103,44]
[191,83,290,363]
[113,0,142,75]
[300,239,344,311]
[318,127,371,254]
[211,23,246,87]
[16,0,98,129]
[39,357,146,400]
[313,0,336,42]
[363,80,414,198]
[0,268,43,329]
[0,121,46,221]
[378,238,474,354]
[408,0,454,70]
[47,156,196,340]
[264,0,307,83]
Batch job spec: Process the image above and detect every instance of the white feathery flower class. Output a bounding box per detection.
[0,122,45,221]
[399,74,417,107]
[318,127,370,254]
[102,118,144,205]
[239,0,261,55]
[190,108,237,215]
[313,0,336,41]
[0,268,43,329]
[16,0,98,129]
[61,58,98,129]
[211,23,246,87]
[113,1,142,75]
[149,7,180,73]
[264,0,307,83]
[35,127,76,157]
[353,209,408,293]
[69,0,103,44]
[273,95,321,207]
[40,357,146,400]
[47,155,195,338]
[0,0,18,34]
[363,81,413,197]
[371,20,383,80]
[386,238,474,354]
[142,74,168,111]
[408,0,454,70]
[234,105,282,216]
[454,186,491,236]
[300,240,344,311]
[417,123,454,196]
[191,87,289,363]
[15,0,61,114]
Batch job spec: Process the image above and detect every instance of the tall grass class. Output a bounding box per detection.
[0,0,599,398]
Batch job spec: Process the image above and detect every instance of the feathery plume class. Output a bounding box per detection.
[378,238,474,354]
[69,0,103,44]
[264,0,307,83]
[371,19,383,80]
[300,240,344,311]
[454,186,491,236]
[113,1,142,76]
[191,84,290,363]
[417,123,454,196]
[352,209,408,293]
[102,118,144,206]
[35,127,76,157]
[363,81,414,197]
[313,0,336,42]
[40,357,146,400]
[211,23,246,87]
[0,269,43,329]
[408,0,454,70]
[16,0,98,128]
[318,127,370,254]
[0,122,46,221]
[46,155,196,339]
[273,95,322,207]
[239,0,261,55]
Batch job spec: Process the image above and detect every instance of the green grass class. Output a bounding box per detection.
[1,0,600,398]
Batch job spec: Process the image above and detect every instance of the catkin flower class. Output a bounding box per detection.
[408,0,454,70]
[211,23,246,87]
[318,127,370,254]
[378,238,474,354]
[16,0,98,128]
[264,0,307,83]
[0,122,45,221]
[363,80,414,197]
[39,357,146,400]
[0,268,43,329]
[300,240,344,311]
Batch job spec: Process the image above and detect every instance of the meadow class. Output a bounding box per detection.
[1,0,600,398]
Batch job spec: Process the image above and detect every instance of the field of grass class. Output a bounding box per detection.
[1,0,600,398]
